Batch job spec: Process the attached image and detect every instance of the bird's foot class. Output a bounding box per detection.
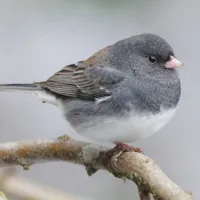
[113,142,143,153]
[104,143,143,179]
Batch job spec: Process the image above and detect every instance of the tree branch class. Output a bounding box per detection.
[0,136,193,200]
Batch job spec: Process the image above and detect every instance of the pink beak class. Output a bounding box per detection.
[165,55,183,69]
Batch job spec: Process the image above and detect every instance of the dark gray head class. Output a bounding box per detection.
[109,33,183,76]
[108,33,182,112]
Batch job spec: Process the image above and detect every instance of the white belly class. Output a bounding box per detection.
[33,91,177,144]
[75,108,177,144]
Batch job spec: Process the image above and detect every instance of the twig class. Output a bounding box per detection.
[0,168,91,200]
[0,136,193,200]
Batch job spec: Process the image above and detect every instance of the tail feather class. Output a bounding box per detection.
[0,83,58,105]
[0,83,41,92]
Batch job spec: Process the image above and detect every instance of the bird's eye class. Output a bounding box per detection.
[148,56,157,64]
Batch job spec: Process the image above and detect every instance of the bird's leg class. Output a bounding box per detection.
[113,142,143,153]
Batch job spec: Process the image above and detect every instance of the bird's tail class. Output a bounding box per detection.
[0,83,42,93]
[0,83,58,105]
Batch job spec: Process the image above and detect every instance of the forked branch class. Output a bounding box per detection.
[0,136,193,200]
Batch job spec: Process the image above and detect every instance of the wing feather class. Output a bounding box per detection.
[38,47,124,100]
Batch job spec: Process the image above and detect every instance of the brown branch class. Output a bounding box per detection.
[0,136,193,200]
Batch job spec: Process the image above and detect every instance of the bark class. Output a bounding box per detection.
[0,136,193,200]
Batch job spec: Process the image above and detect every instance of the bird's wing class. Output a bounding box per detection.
[38,47,125,100]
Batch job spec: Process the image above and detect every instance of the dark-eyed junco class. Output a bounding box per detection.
[0,33,182,150]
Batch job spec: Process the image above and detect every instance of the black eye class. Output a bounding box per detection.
[148,56,157,64]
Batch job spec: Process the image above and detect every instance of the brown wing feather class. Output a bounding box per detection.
[38,47,112,99]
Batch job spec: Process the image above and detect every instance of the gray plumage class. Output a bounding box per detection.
[0,33,182,144]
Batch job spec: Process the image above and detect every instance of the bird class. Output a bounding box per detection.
[0,33,183,151]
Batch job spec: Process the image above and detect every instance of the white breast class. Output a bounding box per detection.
[76,108,177,144]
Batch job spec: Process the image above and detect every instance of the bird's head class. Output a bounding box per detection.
[110,33,183,75]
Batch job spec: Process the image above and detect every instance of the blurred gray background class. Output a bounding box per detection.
[0,0,199,199]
